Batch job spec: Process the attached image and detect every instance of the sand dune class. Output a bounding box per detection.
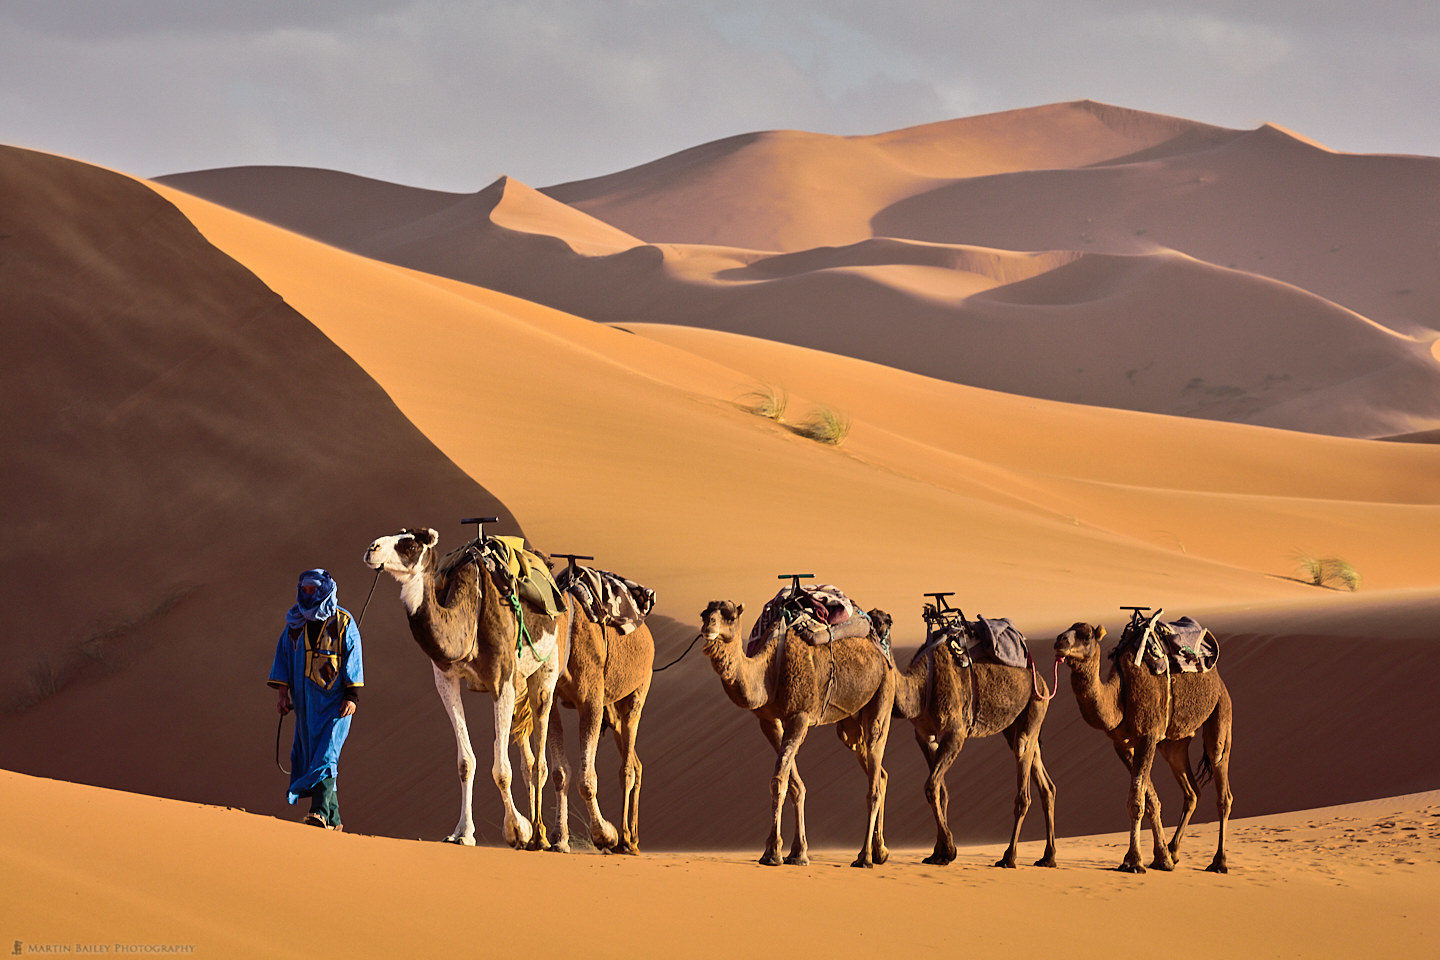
[139,164,1440,846]
[157,100,1440,437]
[543,100,1243,251]
[0,144,513,822]
[6,130,1440,859]
[4,769,1438,960]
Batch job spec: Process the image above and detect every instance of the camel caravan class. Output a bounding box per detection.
[364,525,1232,873]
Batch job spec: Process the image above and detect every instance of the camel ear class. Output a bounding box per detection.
[421,527,439,547]
[736,602,744,617]
[1093,624,1107,641]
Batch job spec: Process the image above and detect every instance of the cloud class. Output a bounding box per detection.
[0,0,1435,191]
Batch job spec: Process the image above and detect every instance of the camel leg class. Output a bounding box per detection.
[522,670,554,851]
[577,692,619,850]
[490,677,533,848]
[872,764,889,866]
[1112,741,1163,836]
[1120,738,1167,873]
[996,724,1038,869]
[763,717,810,866]
[1205,691,1235,874]
[837,718,889,866]
[1030,746,1058,867]
[432,663,479,845]
[853,701,891,869]
[609,688,646,855]
[760,717,809,864]
[1159,737,1199,864]
[921,732,965,865]
[546,704,571,853]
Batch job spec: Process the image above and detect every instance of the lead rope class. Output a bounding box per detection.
[276,567,383,775]
[1028,649,1059,702]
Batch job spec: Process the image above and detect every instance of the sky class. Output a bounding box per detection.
[2,1,1436,191]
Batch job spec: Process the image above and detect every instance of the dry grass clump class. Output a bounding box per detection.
[736,383,851,447]
[1295,553,1362,591]
[791,406,852,446]
[737,383,788,421]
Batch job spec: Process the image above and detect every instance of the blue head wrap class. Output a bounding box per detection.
[287,568,338,628]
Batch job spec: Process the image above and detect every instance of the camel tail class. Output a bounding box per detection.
[510,693,533,744]
[1196,747,1215,788]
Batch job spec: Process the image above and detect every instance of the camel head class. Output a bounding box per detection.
[698,600,745,646]
[866,608,893,645]
[1054,622,1106,666]
[364,527,440,581]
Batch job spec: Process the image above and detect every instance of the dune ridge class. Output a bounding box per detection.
[157,99,1440,437]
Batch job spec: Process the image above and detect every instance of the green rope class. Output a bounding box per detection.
[508,592,549,663]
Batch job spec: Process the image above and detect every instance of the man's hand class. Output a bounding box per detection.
[340,699,357,718]
[276,686,292,716]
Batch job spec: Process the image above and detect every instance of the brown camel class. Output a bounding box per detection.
[882,609,1058,868]
[698,600,896,868]
[546,596,654,855]
[364,528,564,849]
[1054,622,1234,873]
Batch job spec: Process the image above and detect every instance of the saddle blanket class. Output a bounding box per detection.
[474,535,566,617]
[924,615,1032,669]
[1122,616,1219,674]
[746,584,871,656]
[555,565,656,634]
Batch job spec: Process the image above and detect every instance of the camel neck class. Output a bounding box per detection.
[704,634,771,711]
[893,650,929,720]
[1069,651,1124,733]
[407,558,478,664]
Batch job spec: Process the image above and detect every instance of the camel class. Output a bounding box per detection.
[1054,622,1234,873]
[364,527,564,849]
[698,600,895,868]
[546,594,654,855]
[883,608,1058,868]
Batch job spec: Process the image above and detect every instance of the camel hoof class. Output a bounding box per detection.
[993,858,1018,869]
[613,843,640,856]
[783,854,810,866]
[851,858,875,869]
[921,853,953,866]
[758,852,783,867]
[504,816,533,849]
[872,848,889,866]
[547,840,572,854]
[443,835,476,847]
[1116,862,1146,874]
[591,821,619,850]
[1150,858,1175,872]
[1206,860,1228,874]
[1034,855,1058,868]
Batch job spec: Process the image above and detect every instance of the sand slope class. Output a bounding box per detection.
[4,143,1440,853]
[158,101,1440,437]
[3,768,1437,959]
[143,168,1440,846]
[0,145,514,822]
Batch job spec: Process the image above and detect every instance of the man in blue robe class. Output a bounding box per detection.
[267,569,364,829]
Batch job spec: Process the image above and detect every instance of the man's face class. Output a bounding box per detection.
[301,582,319,600]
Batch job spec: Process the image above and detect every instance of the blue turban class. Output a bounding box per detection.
[287,569,338,628]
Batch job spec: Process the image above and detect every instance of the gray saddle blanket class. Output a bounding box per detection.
[746,584,873,656]
[554,565,655,635]
[925,616,1031,669]
[1121,616,1219,674]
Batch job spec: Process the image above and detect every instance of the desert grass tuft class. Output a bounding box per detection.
[1295,553,1362,591]
[791,406,852,446]
[737,383,788,421]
